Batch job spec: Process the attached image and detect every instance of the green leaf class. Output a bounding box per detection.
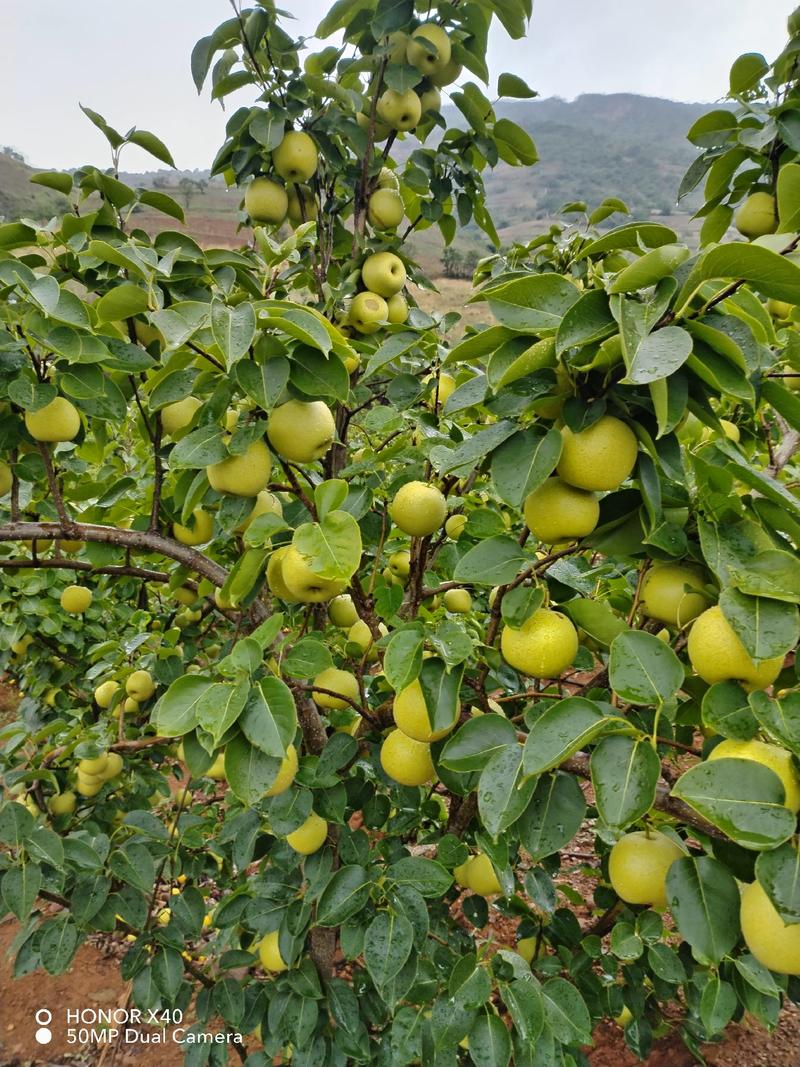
[236,355,290,410]
[700,976,737,1036]
[522,697,608,776]
[580,222,678,258]
[417,656,463,736]
[170,424,228,469]
[478,743,537,837]
[477,274,580,332]
[127,129,176,167]
[491,428,562,508]
[666,856,740,965]
[497,73,537,99]
[364,911,414,989]
[224,734,281,805]
[153,946,184,999]
[468,1012,512,1067]
[40,917,79,975]
[502,978,544,1043]
[749,691,800,756]
[1,864,42,921]
[672,758,796,849]
[621,326,693,385]
[729,52,768,94]
[387,857,453,898]
[293,511,362,581]
[454,535,531,586]
[384,629,424,692]
[95,283,149,323]
[680,243,800,307]
[239,685,286,758]
[138,190,185,222]
[701,681,758,740]
[109,843,154,894]
[211,299,256,365]
[290,346,349,403]
[542,977,593,1046]
[755,843,800,924]
[493,119,538,166]
[608,630,684,705]
[563,597,629,647]
[720,587,800,662]
[517,771,586,861]
[154,674,212,736]
[590,736,660,829]
[317,865,371,926]
[30,170,72,195]
[777,162,800,233]
[284,637,333,679]
[439,715,518,773]
[197,680,249,744]
[555,290,616,356]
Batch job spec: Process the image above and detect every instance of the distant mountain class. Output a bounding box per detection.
[2,93,712,267]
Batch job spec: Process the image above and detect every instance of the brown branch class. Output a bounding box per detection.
[150,411,163,533]
[279,460,317,518]
[0,520,228,587]
[43,734,177,768]
[292,689,328,756]
[37,444,71,528]
[0,557,170,583]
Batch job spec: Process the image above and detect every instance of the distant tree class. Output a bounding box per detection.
[177,176,208,210]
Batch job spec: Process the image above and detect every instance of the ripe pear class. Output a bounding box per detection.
[350,291,388,334]
[390,481,447,537]
[266,545,299,602]
[377,166,400,190]
[59,539,84,554]
[406,23,452,75]
[206,752,227,780]
[608,830,685,909]
[267,400,335,463]
[735,191,777,239]
[639,563,709,626]
[0,461,12,496]
[386,292,409,324]
[501,609,578,678]
[557,415,639,491]
[523,477,599,542]
[173,507,214,546]
[328,594,358,628]
[741,879,800,974]
[61,585,92,614]
[273,130,318,182]
[393,679,458,742]
[377,88,422,132]
[430,58,462,87]
[688,605,784,691]
[368,188,404,230]
[280,546,347,603]
[48,791,77,816]
[708,737,800,811]
[286,811,328,855]
[444,588,472,613]
[356,110,392,142]
[126,669,155,702]
[466,853,503,896]
[25,397,81,442]
[265,744,298,797]
[245,177,288,224]
[311,667,360,709]
[94,680,120,709]
[287,184,318,224]
[160,397,201,436]
[380,728,436,786]
[361,251,406,297]
[418,85,442,114]
[388,550,411,577]
[445,514,467,540]
[207,439,272,497]
[237,490,283,534]
[259,929,288,972]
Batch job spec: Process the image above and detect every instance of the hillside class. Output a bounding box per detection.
[1,93,712,271]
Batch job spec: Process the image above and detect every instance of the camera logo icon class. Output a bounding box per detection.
[35,1009,52,1045]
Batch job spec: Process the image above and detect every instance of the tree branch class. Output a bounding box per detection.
[0,557,171,583]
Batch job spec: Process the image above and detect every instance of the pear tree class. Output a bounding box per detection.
[3,3,800,1066]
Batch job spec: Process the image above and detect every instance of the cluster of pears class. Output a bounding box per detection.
[243,130,320,228]
[94,669,156,716]
[349,249,409,334]
[75,751,124,797]
[453,851,503,897]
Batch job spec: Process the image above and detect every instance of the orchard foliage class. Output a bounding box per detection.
[2,2,800,1066]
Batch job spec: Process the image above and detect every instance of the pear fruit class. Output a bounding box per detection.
[267,400,335,463]
[273,130,318,182]
[350,291,388,334]
[245,177,288,224]
[207,439,272,497]
[25,397,81,442]
[390,481,447,537]
[362,251,406,297]
[280,546,346,603]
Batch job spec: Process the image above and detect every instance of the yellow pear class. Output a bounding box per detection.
[393,679,458,742]
[311,668,360,709]
[25,397,81,442]
[708,737,800,811]
[740,879,800,974]
[523,478,599,542]
[60,585,92,614]
[639,563,709,626]
[500,609,578,678]
[207,439,272,497]
[173,508,214,546]
[380,728,436,786]
[557,416,638,491]
[267,400,336,463]
[608,830,685,909]
[687,606,783,691]
[265,744,298,797]
[390,481,447,537]
[280,546,346,603]
[286,812,328,855]
[160,397,201,436]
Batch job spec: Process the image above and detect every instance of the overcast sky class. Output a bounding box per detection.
[2,1,793,171]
